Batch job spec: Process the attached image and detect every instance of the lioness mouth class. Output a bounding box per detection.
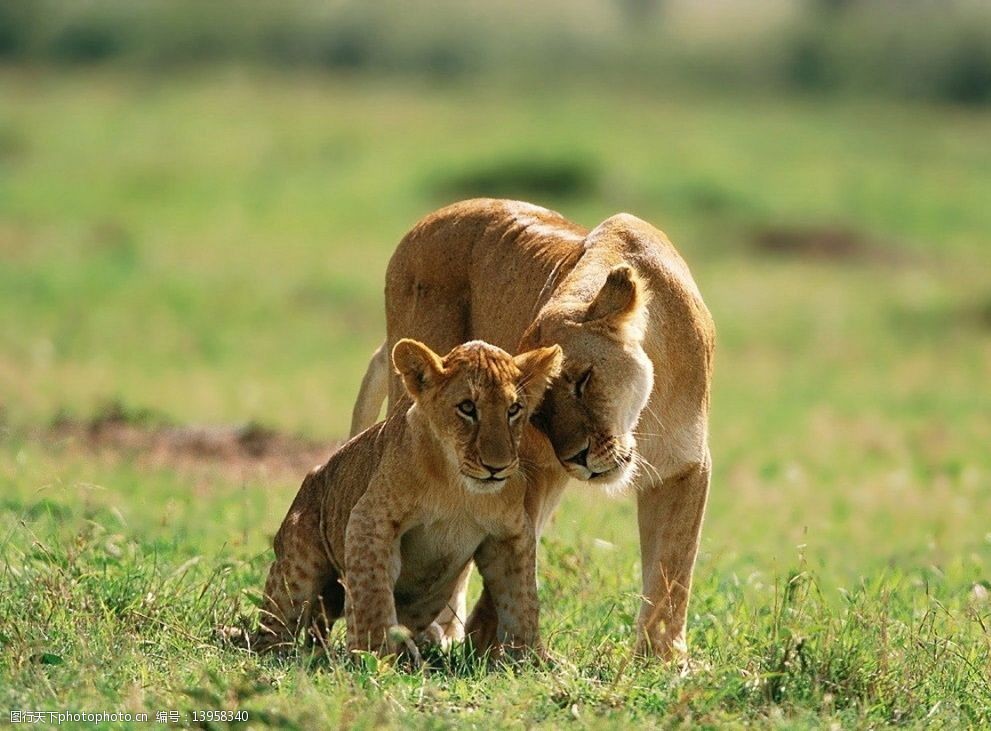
[589,466,618,480]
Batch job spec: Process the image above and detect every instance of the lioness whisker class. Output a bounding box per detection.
[632,452,663,486]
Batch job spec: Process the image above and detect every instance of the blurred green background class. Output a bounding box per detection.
[1,1,990,726]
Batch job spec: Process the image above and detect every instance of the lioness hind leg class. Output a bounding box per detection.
[349,340,389,437]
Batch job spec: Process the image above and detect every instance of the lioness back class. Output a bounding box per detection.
[384,200,587,365]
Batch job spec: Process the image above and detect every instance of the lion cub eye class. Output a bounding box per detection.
[456,400,477,420]
[507,402,523,419]
[574,368,593,399]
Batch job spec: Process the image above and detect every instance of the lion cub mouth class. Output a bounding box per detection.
[459,458,519,494]
[461,474,510,495]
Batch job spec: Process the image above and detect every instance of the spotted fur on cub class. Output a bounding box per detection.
[249,339,561,659]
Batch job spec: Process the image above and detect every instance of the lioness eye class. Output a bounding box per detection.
[508,402,523,419]
[457,400,477,419]
[575,368,592,398]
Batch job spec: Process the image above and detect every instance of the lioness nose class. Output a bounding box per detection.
[480,461,512,478]
[565,446,590,468]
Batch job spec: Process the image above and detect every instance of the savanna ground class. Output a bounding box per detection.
[1,69,990,728]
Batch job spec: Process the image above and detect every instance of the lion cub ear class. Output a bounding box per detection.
[513,345,563,408]
[584,265,648,336]
[392,339,445,399]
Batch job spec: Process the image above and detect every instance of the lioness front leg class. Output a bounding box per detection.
[635,456,710,660]
[473,525,540,659]
[343,505,405,657]
[464,585,498,655]
[418,562,470,649]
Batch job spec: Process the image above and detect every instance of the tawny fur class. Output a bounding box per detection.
[254,339,562,659]
[350,199,715,660]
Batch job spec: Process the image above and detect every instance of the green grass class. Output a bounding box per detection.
[1,69,990,728]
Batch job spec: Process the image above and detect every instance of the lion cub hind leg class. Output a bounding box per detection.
[254,524,338,653]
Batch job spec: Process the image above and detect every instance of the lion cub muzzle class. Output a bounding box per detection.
[461,457,520,494]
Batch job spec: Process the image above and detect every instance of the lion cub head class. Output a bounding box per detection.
[392,339,562,494]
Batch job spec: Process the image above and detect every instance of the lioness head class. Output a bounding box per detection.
[522,264,654,490]
[392,339,563,494]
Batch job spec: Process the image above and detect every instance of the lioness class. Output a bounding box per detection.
[350,199,714,660]
[252,338,562,658]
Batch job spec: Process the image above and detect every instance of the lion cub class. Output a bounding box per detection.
[251,339,562,658]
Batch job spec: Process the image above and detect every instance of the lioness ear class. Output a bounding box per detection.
[514,345,563,408]
[585,265,647,333]
[392,339,445,399]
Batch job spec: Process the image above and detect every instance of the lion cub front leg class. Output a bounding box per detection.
[343,504,408,658]
[473,523,541,660]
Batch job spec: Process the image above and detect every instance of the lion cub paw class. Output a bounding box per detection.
[216,625,290,655]
[487,642,553,668]
[348,625,424,670]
